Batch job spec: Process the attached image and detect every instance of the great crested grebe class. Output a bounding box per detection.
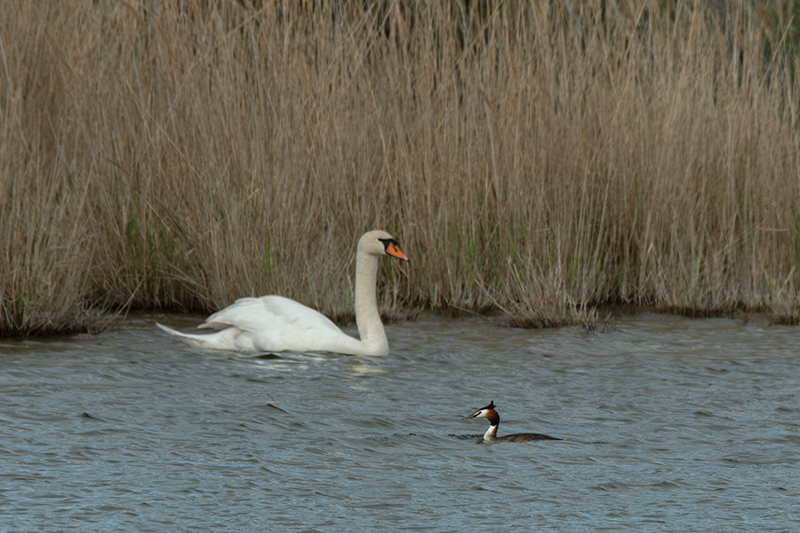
[465,401,561,443]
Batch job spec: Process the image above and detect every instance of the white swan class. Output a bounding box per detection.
[156,230,408,355]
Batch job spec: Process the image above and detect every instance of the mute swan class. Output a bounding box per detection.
[156,230,408,355]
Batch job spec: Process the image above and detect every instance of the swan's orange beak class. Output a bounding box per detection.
[385,241,409,262]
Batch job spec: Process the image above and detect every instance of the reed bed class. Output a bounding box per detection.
[2,0,800,337]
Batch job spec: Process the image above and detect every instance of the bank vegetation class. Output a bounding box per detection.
[2,0,800,336]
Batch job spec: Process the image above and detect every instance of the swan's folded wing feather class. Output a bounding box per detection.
[198,295,342,334]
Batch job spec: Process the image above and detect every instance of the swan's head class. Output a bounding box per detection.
[359,230,409,261]
[466,401,500,424]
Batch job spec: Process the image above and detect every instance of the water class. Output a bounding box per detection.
[1,313,799,531]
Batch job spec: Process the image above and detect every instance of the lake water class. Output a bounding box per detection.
[1,313,799,531]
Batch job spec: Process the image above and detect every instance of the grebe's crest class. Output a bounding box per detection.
[467,401,497,420]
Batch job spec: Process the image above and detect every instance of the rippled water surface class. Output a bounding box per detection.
[2,313,799,531]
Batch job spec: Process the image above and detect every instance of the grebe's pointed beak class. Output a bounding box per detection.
[465,401,494,419]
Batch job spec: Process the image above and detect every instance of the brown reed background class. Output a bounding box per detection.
[2,1,800,336]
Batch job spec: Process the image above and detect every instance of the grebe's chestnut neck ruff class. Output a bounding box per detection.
[465,401,561,443]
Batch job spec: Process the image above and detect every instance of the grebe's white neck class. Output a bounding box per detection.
[483,423,499,443]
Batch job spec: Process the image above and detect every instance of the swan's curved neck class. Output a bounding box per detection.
[354,249,388,355]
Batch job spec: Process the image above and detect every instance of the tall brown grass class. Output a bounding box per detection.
[2,1,800,337]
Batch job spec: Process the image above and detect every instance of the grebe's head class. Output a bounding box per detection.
[466,401,498,421]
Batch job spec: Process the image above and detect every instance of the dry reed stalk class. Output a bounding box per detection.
[2,1,800,337]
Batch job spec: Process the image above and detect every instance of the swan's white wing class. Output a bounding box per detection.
[199,296,342,335]
[186,295,362,354]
